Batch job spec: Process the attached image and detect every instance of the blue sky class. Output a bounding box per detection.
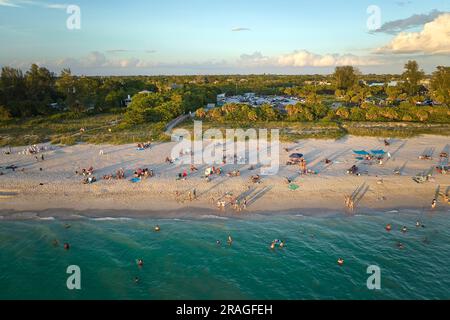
[0,0,449,75]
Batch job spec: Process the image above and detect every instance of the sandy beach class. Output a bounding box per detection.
[0,135,449,218]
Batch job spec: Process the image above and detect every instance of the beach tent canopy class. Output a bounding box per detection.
[289,153,304,159]
[371,150,386,155]
[353,150,370,156]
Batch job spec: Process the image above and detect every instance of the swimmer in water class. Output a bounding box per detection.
[270,242,276,250]
[154,225,161,232]
[216,240,221,246]
[337,258,344,266]
[431,199,437,209]
[137,259,144,267]
[416,221,420,227]
[134,277,140,284]
[397,242,404,250]
[52,239,59,247]
[386,224,392,231]
[279,241,285,248]
[401,226,407,233]
[227,235,233,245]
[64,243,70,250]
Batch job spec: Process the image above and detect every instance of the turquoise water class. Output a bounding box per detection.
[0,210,449,300]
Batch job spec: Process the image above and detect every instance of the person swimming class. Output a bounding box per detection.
[386,224,392,231]
[154,225,161,232]
[401,226,408,233]
[397,242,404,250]
[52,239,59,247]
[227,235,233,245]
[279,241,285,248]
[431,199,437,209]
[64,243,70,250]
[216,240,221,246]
[134,277,140,284]
[270,242,276,250]
[137,259,144,267]
[337,258,344,266]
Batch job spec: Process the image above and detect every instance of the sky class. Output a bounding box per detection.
[0,0,449,75]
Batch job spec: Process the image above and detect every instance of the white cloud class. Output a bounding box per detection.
[45,3,68,10]
[0,0,20,7]
[0,1,67,9]
[238,51,271,66]
[277,50,380,67]
[54,52,140,69]
[231,27,251,32]
[375,13,450,54]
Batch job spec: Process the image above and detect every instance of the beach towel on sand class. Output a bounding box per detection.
[289,184,300,191]
[130,177,141,183]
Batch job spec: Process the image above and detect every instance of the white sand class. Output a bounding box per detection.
[0,135,449,217]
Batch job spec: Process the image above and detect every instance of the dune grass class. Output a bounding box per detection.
[0,113,169,147]
[1,113,449,147]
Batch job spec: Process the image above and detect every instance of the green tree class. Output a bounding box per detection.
[401,60,425,96]
[0,105,11,120]
[333,66,358,91]
[25,64,56,114]
[195,107,207,119]
[430,66,450,106]
[335,106,350,120]
[0,67,26,116]
[260,104,279,121]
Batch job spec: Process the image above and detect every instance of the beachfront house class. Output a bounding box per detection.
[217,93,226,106]
[123,95,132,107]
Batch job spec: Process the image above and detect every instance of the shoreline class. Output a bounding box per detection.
[0,205,448,222]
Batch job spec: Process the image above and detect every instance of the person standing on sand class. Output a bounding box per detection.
[299,159,307,174]
[431,199,437,209]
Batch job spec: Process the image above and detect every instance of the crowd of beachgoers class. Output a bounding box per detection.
[0,135,449,215]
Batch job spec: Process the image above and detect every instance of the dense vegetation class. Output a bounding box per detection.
[0,60,449,146]
[196,62,450,124]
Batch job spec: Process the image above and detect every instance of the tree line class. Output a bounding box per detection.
[0,61,448,125]
[196,61,450,124]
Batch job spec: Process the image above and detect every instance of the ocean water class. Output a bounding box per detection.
[0,210,449,300]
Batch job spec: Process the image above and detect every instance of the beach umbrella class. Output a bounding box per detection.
[353,150,369,156]
[289,153,304,159]
[371,150,386,155]
[289,184,300,191]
